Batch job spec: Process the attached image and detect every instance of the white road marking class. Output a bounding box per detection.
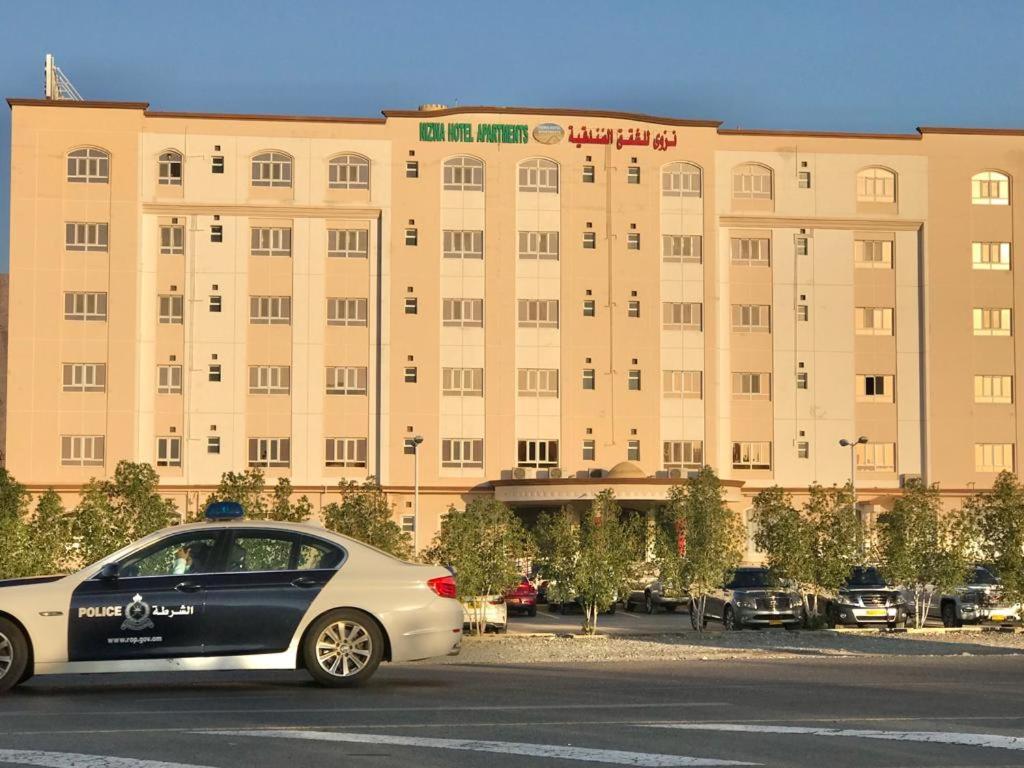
[205,728,759,766]
[0,749,218,768]
[644,723,1024,752]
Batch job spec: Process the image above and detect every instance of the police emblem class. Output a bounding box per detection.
[120,593,155,631]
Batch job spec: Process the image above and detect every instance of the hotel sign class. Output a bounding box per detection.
[419,122,530,144]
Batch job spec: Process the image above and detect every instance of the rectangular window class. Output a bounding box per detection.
[975,443,1014,473]
[517,299,559,328]
[248,437,290,468]
[325,366,367,395]
[518,231,560,260]
[583,299,596,317]
[795,236,809,256]
[441,438,484,469]
[249,296,292,324]
[405,228,418,246]
[208,364,221,382]
[856,307,895,336]
[627,440,641,461]
[733,372,771,399]
[518,162,558,193]
[662,234,702,263]
[442,298,484,327]
[517,439,559,468]
[855,442,896,472]
[797,304,809,322]
[159,225,184,255]
[65,222,109,252]
[973,308,1012,337]
[582,165,595,183]
[156,436,182,467]
[61,363,106,392]
[663,370,702,399]
[975,374,1013,404]
[797,441,810,459]
[627,166,641,184]
[627,370,642,391]
[60,435,105,466]
[157,364,183,394]
[209,295,222,312]
[732,304,771,332]
[158,295,184,324]
[404,366,418,383]
[582,231,597,249]
[626,232,640,250]
[210,225,223,243]
[857,374,895,402]
[405,161,419,178]
[855,239,893,269]
[627,300,640,318]
[582,440,596,461]
[248,365,291,395]
[517,368,559,397]
[731,238,770,266]
[250,227,292,257]
[582,368,596,390]
[732,441,772,470]
[442,367,484,397]
[327,297,368,326]
[663,440,703,470]
[798,171,811,189]
[326,437,368,468]
[444,160,484,191]
[796,372,808,389]
[972,242,1011,271]
[404,297,418,315]
[207,436,221,454]
[662,301,703,331]
[443,230,484,259]
[327,229,369,258]
[402,515,416,533]
[211,156,224,174]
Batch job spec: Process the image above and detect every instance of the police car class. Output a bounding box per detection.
[0,502,462,692]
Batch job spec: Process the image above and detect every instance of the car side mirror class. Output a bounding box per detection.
[97,563,119,581]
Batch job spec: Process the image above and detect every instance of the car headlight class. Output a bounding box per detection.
[736,596,756,609]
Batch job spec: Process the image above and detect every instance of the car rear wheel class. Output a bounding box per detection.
[723,606,742,631]
[644,593,655,615]
[941,601,961,628]
[0,619,29,694]
[623,596,635,612]
[303,609,384,688]
[689,607,708,630]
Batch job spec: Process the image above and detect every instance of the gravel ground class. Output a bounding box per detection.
[437,628,1024,665]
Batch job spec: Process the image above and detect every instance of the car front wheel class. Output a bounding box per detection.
[941,602,961,629]
[303,609,384,688]
[723,606,742,631]
[0,619,29,694]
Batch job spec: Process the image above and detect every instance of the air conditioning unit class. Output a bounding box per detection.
[512,467,527,480]
[668,468,683,480]
[899,473,922,488]
[589,468,605,479]
[549,467,564,479]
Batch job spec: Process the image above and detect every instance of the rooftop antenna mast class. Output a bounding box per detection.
[43,54,83,101]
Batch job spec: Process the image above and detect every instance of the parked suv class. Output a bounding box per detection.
[935,565,1021,627]
[624,576,685,614]
[826,566,907,629]
[697,567,803,630]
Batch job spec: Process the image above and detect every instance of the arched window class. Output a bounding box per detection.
[443,156,484,192]
[67,148,109,184]
[662,162,702,197]
[251,151,293,188]
[856,167,896,203]
[972,171,1010,205]
[158,151,183,186]
[732,163,772,200]
[518,158,558,193]
[328,154,369,190]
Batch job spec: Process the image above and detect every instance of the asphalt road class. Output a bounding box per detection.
[0,654,1022,768]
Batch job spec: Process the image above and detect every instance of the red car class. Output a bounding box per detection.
[504,577,538,616]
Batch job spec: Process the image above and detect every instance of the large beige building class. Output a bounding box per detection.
[6,97,1024,552]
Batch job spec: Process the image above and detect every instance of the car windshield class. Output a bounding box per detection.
[971,566,999,585]
[730,569,780,589]
[845,567,887,588]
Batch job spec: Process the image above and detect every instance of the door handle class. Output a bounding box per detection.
[291,577,320,589]
[174,581,203,593]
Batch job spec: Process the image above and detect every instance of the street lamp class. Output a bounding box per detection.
[411,435,424,551]
[839,436,868,547]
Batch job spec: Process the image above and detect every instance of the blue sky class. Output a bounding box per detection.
[3,0,1024,271]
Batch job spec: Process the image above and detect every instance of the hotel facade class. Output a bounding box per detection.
[6,98,1024,553]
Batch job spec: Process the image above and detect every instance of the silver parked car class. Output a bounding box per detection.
[826,566,907,629]
[623,576,686,614]
[907,565,1022,627]
[695,567,804,630]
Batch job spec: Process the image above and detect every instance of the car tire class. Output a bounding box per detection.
[303,609,384,688]
[624,597,635,612]
[689,607,708,630]
[941,601,961,629]
[527,606,537,617]
[644,593,655,615]
[826,604,838,629]
[606,603,617,615]
[723,605,742,631]
[495,624,508,634]
[0,618,31,694]
[784,622,799,631]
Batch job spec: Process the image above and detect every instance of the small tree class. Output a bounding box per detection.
[878,479,969,628]
[201,469,269,520]
[961,471,1024,606]
[424,498,533,634]
[269,478,312,522]
[322,479,413,559]
[752,486,816,614]
[24,490,72,575]
[657,467,744,635]
[0,469,32,579]
[806,483,864,607]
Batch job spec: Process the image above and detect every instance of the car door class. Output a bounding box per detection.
[68,530,225,661]
[202,530,344,656]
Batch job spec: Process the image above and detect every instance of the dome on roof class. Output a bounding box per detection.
[606,461,645,479]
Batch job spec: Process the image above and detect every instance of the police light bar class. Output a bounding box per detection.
[204,501,245,521]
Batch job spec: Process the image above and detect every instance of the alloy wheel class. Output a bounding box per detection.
[315,621,373,678]
[0,633,12,680]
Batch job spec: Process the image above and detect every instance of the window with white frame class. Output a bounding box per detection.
[626,166,640,184]
[158,151,183,185]
[855,239,893,269]
[401,515,416,533]
[664,440,703,470]
[662,301,703,331]
[517,368,559,397]
[798,171,811,189]
[661,162,701,197]
[856,167,896,203]
[797,442,810,459]
[156,436,182,467]
[248,437,290,468]
[61,435,105,466]
[797,305,809,322]
[405,161,419,178]
[582,440,596,461]
[251,152,292,187]
[62,363,106,392]
[518,158,558,193]
[249,296,292,324]
[442,298,484,327]
[583,299,596,317]
[627,369,642,390]
[442,438,484,469]
[405,228,418,246]
[796,371,809,389]
[325,366,367,395]
[582,368,595,389]
[582,231,597,249]
[627,440,641,461]
[971,171,1010,205]
[64,292,108,321]
[627,300,640,318]
[732,163,773,199]
[328,154,369,189]
[582,165,595,183]
[732,304,771,332]
[443,230,484,259]
[855,442,896,472]
[518,231,560,260]
[517,299,559,328]
[795,236,809,256]
[855,307,894,336]
[327,229,369,258]
[442,367,483,396]
[248,365,291,395]
[404,297,418,314]
[207,437,221,454]
[975,374,1013,404]
[209,295,222,312]
[663,370,702,399]
[662,234,702,263]
[517,439,559,468]
[973,308,1011,336]
[160,225,184,255]
[731,237,770,266]
[732,441,772,470]
[250,227,292,256]
[733,372,771,400]
[158,295,184,324]
[626,232,640,250]
[443,156,484,191]
[157,365,183,394]
[327,297,368,326]
[404,366,417,383]
[972,242,1011,270]
[856,374,894,402]
[65,222,108,252]
[326,437,367,468]
[67,148,109,183]
[975,443,1014,473]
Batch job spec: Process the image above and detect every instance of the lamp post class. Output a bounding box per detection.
[412,435,424,551]
[839,435,868,549]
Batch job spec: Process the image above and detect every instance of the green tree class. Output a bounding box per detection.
[0,469,32,578]
[269,478,312,522]
[657,467,744,635]
[24,490,72,575]
[201,469,269,520]
[424,498,533,634]
[752,486,816,613]
[961,471,1024,606]
[322,479,413,559]
[805,483,864,607]
[877,479,969,628]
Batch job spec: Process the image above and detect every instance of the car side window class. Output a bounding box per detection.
[117,533,221,578]
[223,531,296,572]
[296,537,344,571]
